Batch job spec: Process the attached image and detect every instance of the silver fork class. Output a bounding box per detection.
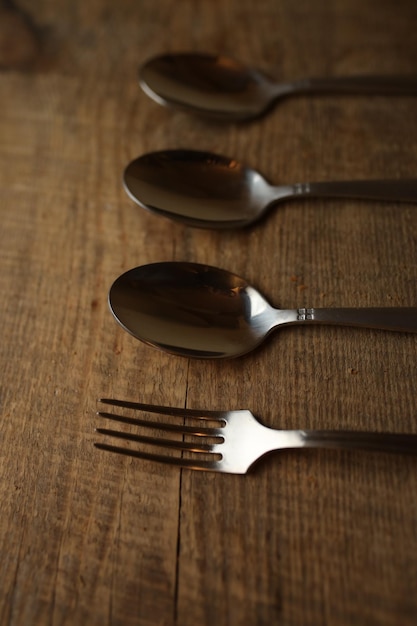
[95,399,417,474]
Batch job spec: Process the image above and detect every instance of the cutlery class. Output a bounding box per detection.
[95,399,417,474]
[124,149,417,229]
[139,52,417,121]
[108,262,417,359]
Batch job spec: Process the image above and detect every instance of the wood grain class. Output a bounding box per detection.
[1,0,417,624]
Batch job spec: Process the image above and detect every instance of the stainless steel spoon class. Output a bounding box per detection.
[139,52,417,121]
[109,262,417,359]
[124,149,417,229]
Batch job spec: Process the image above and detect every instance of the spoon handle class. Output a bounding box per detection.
[297,75,417,95]
[289,307,417,333]
[294,180,417,203]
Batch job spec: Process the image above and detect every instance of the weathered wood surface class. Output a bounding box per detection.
[1,0,417,624]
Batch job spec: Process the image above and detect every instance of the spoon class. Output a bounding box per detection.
[139,52,417,121]
[109,262,417,359]
[123,149,417,229]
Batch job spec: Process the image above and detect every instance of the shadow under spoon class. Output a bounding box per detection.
[123,149,417,229]
[139,52,417,121]
[109,262,417,359]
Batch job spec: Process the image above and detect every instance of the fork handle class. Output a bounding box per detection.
[296,75,417,95]
[300,430,417,455]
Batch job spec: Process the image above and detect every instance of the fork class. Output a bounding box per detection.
[95,399,417,474]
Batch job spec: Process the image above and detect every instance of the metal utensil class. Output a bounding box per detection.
[124,150,417,229]
[108,262,417,359]
[95,399,417,474]
[140,52,417,121]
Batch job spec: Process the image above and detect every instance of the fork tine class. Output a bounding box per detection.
[97,410,222,437]
[94,442,218,471]
[96,427,214,452]
[99,398,227,420]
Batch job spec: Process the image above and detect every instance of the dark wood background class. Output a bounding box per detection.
[1,0,417,624]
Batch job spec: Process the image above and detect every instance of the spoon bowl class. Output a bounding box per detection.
[123,150,274,228]
[109,262,274,358]
[109,262,417,359]
[124,150,417,229]
[139,52,417,122]
[139,52,283,121]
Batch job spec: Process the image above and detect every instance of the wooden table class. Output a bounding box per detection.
[1,1,417,624]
